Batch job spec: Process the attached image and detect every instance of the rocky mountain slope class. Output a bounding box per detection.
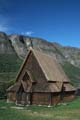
[8,33,80,68]
[0,32,80,98]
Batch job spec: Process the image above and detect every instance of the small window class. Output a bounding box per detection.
[23,72,30,81]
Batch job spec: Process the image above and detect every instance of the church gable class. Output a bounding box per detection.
[15,49,75,93]
[7,49,75,105]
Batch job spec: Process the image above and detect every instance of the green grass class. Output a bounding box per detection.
[0,97,80,120]
[0,72,17,82]
[62,62,80,86]
[0,54,22,98]
[0,54,22,72]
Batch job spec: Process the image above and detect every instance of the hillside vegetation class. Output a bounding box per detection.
[0,54,22,98]
[62,62,80,86]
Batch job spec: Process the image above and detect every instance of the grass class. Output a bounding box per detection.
[0,54,22,98]
[0,97,80,120]
[62,62,80,86]
[0,54,22,73]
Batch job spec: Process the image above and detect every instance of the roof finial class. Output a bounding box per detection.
[29,46,33,50]
[28,37,33,51]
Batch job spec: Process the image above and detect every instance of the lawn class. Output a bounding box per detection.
[0,97,80,120]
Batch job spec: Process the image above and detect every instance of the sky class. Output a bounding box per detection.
[0,0,80,47]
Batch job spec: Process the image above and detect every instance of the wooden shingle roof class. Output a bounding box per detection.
[33,50,69,82]
[7,82,21,92]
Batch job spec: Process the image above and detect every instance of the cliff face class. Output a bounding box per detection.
[8,33,80,68]
[0,32,14,54]
[0,32,80,88]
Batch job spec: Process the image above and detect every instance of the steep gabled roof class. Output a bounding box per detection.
[16,49,69,82]
[33,50,69,82]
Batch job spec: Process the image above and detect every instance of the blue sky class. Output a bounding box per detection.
[0,0,80,47]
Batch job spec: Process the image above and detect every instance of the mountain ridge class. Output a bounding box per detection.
[0,31,80,69]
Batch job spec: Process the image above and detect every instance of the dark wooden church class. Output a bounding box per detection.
[7,49,75,105]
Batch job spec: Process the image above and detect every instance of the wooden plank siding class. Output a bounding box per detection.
[32,93,51,105]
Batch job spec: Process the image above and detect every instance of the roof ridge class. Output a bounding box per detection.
[32,49,57,60]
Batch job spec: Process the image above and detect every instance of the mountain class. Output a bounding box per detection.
[0,32,80,98]
[9,34,80,67]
